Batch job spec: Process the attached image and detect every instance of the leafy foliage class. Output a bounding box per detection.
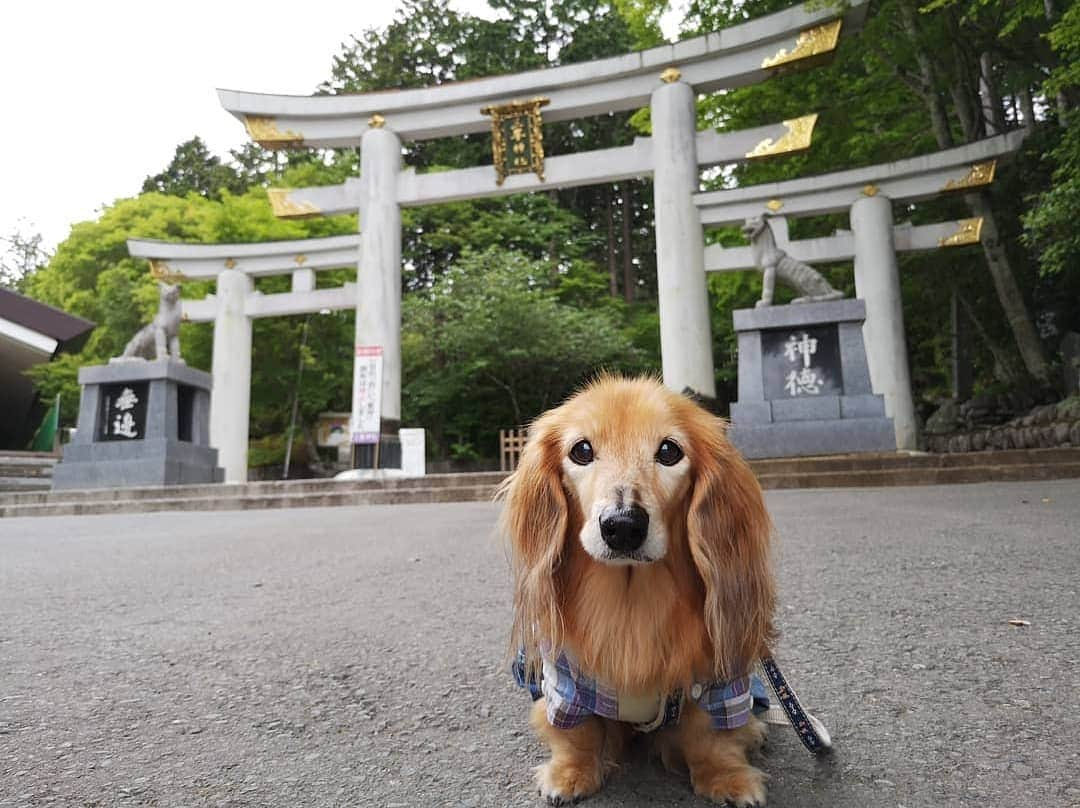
[686,0,1078,395]
[403,249,644,457]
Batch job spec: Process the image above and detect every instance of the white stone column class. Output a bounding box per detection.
[355,123,403,426]
[210,268,253,482]
[851,194,918,450]
[650,77,716,398]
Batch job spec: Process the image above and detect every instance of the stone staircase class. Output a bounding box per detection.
[0,451,58,494]
[1,448,1078,519]
[751,446,1080,489]
[0,470,507,519]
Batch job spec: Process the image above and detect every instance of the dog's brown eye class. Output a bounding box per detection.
[569,440,594,465]
[655,439,684,466]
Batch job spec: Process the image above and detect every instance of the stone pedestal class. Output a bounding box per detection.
[728,300,896,458]
[335,428,426,481]
[52,359,223,490]
[352,427,402,470]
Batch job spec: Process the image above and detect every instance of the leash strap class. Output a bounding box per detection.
[757,655,832,755]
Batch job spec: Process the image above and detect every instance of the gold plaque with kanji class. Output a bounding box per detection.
[480,97,549,186]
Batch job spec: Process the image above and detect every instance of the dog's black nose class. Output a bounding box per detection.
[599,505,649,554]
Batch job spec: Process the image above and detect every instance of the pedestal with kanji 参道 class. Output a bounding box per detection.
[51,358,223,490]
[728,299,895,458]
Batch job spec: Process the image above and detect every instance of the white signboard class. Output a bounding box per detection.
[351,345,383,444]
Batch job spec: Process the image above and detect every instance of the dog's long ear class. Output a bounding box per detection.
[685,411,775,680]
[499,411,569,665]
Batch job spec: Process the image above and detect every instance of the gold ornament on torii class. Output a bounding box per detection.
[243,116,304,149]
[745,114,818,159]
[267,188,322,219]
[939,218,984,247]
[941,161,997,192]
[148,260,188,284]
[480,97,550,186]
[762,19,843,71]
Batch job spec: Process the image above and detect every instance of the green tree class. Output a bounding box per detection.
[1023,3,1080,280]
[684,0,1073,396]
[141,137,246,199]
[403,248,644,458]
[0,225,49,291]
[22,182,357,434]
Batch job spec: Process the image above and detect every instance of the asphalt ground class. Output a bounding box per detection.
[1,480,1078,807]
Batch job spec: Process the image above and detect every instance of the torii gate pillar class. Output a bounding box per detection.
[651,78,717,399]
[355,123,403,439]
[210,268,254,482]
[851,194,918,450]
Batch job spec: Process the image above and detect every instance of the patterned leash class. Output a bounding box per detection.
[756,655,832,755]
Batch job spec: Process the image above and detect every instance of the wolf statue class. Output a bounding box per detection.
[741,214,844,308]
[118,283,183,362]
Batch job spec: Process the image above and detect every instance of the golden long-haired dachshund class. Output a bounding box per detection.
[502,375,775,806]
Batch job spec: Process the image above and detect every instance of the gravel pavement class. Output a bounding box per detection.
[1,480,1078,807]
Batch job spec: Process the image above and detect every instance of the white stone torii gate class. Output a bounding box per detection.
[696,130,1026,450]
[129,1,871,481]
[127,235,360,481]
[127,105,817,483]
[214,2,867,467]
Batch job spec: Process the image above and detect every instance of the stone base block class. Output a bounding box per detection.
[52,358,222,491]
[730,401,772,424]
[353,434,402,470]
[52,454,224,490]
[729,417,896,459]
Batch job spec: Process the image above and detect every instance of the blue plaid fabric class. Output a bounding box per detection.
[513,649,769,731]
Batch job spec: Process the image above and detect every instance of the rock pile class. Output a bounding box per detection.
[925,397,1080,453]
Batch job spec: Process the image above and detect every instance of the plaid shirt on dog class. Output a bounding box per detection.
[512,649,763,732]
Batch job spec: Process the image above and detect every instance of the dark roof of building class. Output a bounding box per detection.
[0,288,95,350]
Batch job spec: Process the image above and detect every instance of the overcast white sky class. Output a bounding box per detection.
[0,1,682,258]
[0,1,490,253]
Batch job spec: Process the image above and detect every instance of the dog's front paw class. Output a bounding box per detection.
[692,763,767,807]
[534,760,603,805]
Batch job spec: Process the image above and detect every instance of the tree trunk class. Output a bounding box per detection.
[948,62,981,141]
[964,190,1051,385]
[978,51,1004,135]
[945,11,983,141]
[605,188,618,297]
[957,293,1024,385]
[899,4,1051,386]
[1019,87,1036,129]
[621,183,634,304]
[898,1,954,148]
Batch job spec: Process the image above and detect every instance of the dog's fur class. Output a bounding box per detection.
[502,375,775,805]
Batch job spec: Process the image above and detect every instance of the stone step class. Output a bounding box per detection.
[757,461,1080,490]
[0,452,59,493]
[3,450,1078,519]
[0,477,54,493]
[0,454,58,478]
[0,470,508,508]
[0,483,498,519]
[0,465,55,479]
[749,447,1080,474]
